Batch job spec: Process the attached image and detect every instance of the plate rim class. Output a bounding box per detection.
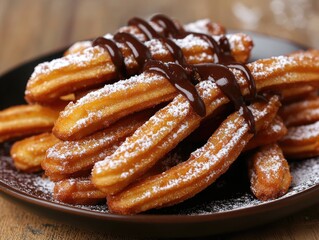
[1,177,319,223]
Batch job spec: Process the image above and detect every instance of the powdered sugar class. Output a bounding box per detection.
[250,55,297,79]
[34,177,55,194]
[271,119,284,133]
[61,72,165,131]
[1,145,319,215]
[282,121,319,141]
[46,133,116,160]
[184,19,213,33]
[145,39,169,56]
[173,34,210,50]
[103,99,190,163]
[66,41,92,53]
[184,157,319,215]
[227,33,251,52]
[30,46,106,78]
[255,152,283,181]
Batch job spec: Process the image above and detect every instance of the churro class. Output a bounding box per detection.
[0,104,59,143]
[281,96,319,127]
[2,13,319,215]
[92,51,319,195]
[281,85,316,103]
[248,143,292,201]
[11,133,59,172]
[244,116,287,151]
[54,50,319,141]
[54,178,106,205]
[280,120,319,159]
[64,18,226,56]
[107,96,280,214]
[43,110,152,181]
[26,15,249,104]
[53,150,184,205]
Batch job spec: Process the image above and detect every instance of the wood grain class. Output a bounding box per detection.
[0,0,319,239]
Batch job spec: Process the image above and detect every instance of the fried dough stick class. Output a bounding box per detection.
[0,104,59,143]
[54,116,285,206]
[91,51,319,195]
[281,85,316,103]
[54,178,106,205]
[244,116,287,151]
[248,143,292,201]
[54,50,319,141]
[53,150,185,205]
[280,120,319,159]
[26,29,248,104]
[281,96,319,127]
[107,96,280,214]
[11,133,59,172]
[42,110,152,181]
[64,19,226,55]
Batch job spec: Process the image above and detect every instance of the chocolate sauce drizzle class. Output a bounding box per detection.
[150,14,185,38]
[144,60,206,117]
[113,32,151,74]
[92,37,127,79]
[91,14,258,132]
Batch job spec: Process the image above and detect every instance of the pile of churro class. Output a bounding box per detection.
[1,14,319,214]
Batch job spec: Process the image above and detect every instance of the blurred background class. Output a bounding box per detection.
[0,0,318,74]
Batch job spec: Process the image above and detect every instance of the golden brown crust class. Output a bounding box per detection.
[90,50,319,195]
[64,19,227,56]
[26,32,251,104]
[248,143,292,201]
[106,96,280,214]
[244,116,287,151]
[43,111,152,181]
[281,85,316,103]
[280,120,319,159]
[280,96,319,127]
[52,150,184,205]
[2,20,319,215]
[54,178,106,205]
[52,72,177,140]
[11,133,60,172]
[0,104,59,143]
[54,50,319,141]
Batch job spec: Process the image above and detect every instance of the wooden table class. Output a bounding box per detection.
[1,0,319,239]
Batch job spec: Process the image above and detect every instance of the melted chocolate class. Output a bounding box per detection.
[188,32,221,63]
[128,17,161,40]
[114,32,151,73]
[150,14,185,38]
[126,16,206,117]
[92,15,258,131]
[92,37,126,79]
[160,38,188,66]
[218,36,257,100]
[189,34,257,100]
[144,60,206,117]
[195,63,255,133]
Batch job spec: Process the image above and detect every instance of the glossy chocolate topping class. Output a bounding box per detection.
[91,14,257,131]
[92,37,126,79]
[128,17,161,40]
[218,36,257,100]
[150,14,184,38]
[194,63,255,132]
[189,33,257,100]
[160,37,188,66]
[114,32,151,74]
[144,60,206,117]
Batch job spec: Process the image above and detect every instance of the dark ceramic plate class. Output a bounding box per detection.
[1,32,319,238]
